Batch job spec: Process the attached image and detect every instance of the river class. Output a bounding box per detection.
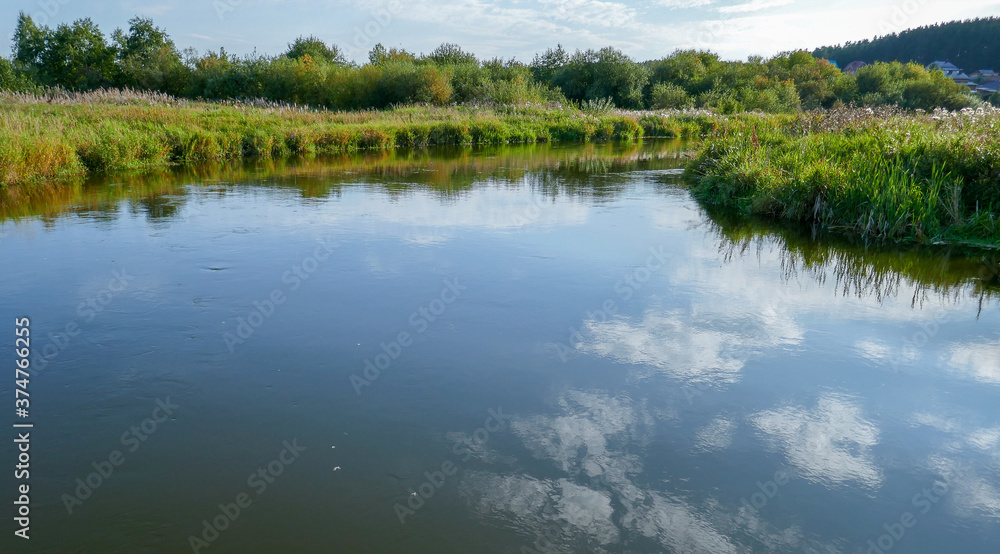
[1,140,998,553]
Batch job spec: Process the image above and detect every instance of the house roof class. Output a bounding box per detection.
[842,61,867,74]
[928,61,961,71]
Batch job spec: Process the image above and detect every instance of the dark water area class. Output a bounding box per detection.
[1,140,998,553]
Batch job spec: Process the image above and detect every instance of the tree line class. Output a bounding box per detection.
[2,13,993,113]
[813,17,1000,73]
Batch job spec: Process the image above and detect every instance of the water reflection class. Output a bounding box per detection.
[751,394,882,489]
[580,307,802,386]
[0,140,690,223]
[706,207,1000,307]
[459,389,838,553]
[5,140,997,309]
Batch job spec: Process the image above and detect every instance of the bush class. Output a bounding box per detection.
[0,58,37,92]
[649,82,692,109]
[855,62,972,110]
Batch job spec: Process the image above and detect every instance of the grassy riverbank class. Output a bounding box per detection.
[0,89,720,188]
[684,106,1000,247]
[4,89,999,247]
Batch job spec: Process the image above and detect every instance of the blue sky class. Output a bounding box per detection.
[3,0,999,63]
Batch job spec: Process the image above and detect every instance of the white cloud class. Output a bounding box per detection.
[538,0,638,28]
[578,310,749,384]
[512,390,642,474]
[555,480,620,544]
[928,455,1000,520]
[948,337,1000,384]
[910,411,961,434]
[717,0,796,14]
[854,339,891,362]
[657,0,716,8]
[695,416,737,451]
[967,427,1000,451]
[910,412,1000,522]
[752,394,883,489]
[467,390,744,552]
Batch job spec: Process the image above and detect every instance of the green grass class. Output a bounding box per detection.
[683,106,1000,247]
[0,89,720,188]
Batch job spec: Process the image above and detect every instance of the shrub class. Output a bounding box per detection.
[649,82,692,109]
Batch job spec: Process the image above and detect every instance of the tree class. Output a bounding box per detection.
[0,58,36,92]
[813,17,1000,73]
[588,47,649,108]
[35,17,116,89]
[855,62,972,110]
[12,13,45,68]
[112,17,187,94]
[426,43,476,66]
[530,44,568,84]
[368,43,415,66]
[647,50,721,97]
[765,51,854,109]
[285,35,346,65]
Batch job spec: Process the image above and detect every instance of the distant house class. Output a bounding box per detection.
[970,69,998,81]
[975,80,1000,97]
[842,61,867,76]
[828,60,840,69]
[927,61,973,85]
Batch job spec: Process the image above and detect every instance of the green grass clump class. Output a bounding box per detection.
[684,106,1000,246]
[0,90,718,189]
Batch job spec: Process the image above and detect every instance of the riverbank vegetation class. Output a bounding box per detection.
[0,88,720,187]
[685,106,1000,247]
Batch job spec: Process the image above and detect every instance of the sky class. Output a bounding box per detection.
[3,0,999,63]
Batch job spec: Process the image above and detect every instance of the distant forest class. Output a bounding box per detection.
[813,17,1000,71]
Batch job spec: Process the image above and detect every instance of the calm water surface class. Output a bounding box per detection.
[1,141,999,553]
